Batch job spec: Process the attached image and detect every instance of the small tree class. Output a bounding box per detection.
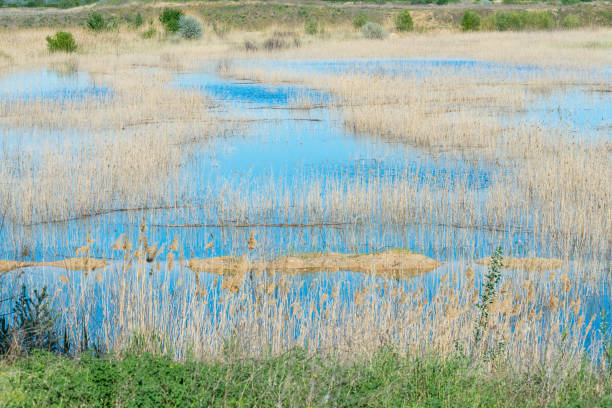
[461,11,481,31]
[178,16,203,40]
[495,12,525,31]
[159,8,184,33]
[474,247,503,345]
[305,19,318,35]
[395,10,414,32]
[86,12,106,31]
[131,12,144,29]
[353,13,368,29]
[46,31,77,53]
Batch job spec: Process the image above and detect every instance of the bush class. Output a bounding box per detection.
[561,14,581,29]
[495,12,525,31]
[304,19,318,35]
[131,12,144,29]
[159,8,184,33]
[395,10,414,32]
[461,11,481,31]
[361,22,388,39]
[1,285,59,355]
[524,11,555,30]
[178,16,203,40]
[58,0,80,9]
[493,11,555,31]
[353,13,368,29]
[46,31,77,53]
[86,12,106,31]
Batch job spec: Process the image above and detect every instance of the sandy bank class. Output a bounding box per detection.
[187,249,442,279]
[0,257,107,274]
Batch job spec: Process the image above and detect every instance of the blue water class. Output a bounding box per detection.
[242,58,612,82]
[0,70,110,102]
[176,72,493,189]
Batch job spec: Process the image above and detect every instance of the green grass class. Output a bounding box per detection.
[1,348,610,407]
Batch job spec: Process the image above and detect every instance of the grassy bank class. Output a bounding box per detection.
[1,349,611,407]
[0,0,610,30]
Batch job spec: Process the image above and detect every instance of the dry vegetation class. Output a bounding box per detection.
[14,227,598,377]
[0,25,610,380]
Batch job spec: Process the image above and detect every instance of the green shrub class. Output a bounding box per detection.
[86,13,106,31]
[524,11,555,30]
[474,247,503,345]
[57,0,79,9]
[1,285,59,355]
[495,12,525,31]
[178,16,203,40]
[395,10,414,32]
[159,8,184,33]
[46,31,77,53]
[461,11,481,31]
[561,14,581,29]
[131,12,144,29]
[491,11,555,31]
[353,13,368,29]
[361,22,388,39]
[25,0,43,7]
[304,19,318,35]
[480,14,497,31]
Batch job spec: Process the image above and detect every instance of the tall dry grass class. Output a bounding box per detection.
[10,229,604,377]
[0,27,609,377]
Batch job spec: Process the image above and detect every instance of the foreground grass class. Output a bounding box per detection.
[0,349,610,407]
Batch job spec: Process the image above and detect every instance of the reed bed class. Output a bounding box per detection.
[0,27,609,383]
[3,237,606,377]
[215,64,610,261]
